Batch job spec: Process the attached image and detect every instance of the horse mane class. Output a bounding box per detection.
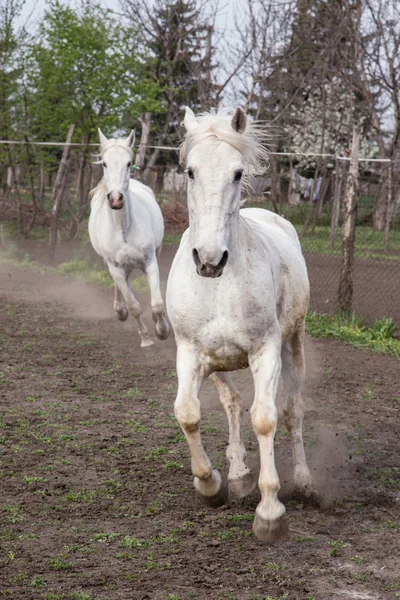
[179,108,269,174]
[89,177,107,202]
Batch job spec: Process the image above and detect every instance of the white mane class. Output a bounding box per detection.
[180,108,269,174]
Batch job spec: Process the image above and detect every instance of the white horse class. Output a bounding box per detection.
[89,129,169,347]
[166,107,317,542]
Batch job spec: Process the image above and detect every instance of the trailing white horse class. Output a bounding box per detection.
[89,129,169,347]
[166,107,317,542]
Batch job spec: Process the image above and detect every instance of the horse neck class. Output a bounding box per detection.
[228,212,251,263]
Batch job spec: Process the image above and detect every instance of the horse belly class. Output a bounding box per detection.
[201,344,249,372]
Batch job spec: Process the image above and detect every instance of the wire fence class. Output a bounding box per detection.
[0,143,399,329]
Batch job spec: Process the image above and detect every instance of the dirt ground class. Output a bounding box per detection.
[0,248,399,600]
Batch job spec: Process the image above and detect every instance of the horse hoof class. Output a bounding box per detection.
[155,322,170,340]
[229,471,257,499]
[294,487,321,507]
[252,513,288,543]
[116,308,128,321]
[140,338,154,348]
[196,474,229,508]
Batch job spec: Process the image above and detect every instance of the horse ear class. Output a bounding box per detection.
[126,129,135,149]
[98,128,108,145]
[183,106,198,133]
[231,107,247,134]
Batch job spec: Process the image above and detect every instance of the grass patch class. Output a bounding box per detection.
[306,313,400,357]
[298,225,400,259]
[0,246,151,293]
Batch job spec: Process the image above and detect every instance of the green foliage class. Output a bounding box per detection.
[306,312,400,357]
[26,0,163,146]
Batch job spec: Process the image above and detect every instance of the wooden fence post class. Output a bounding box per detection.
[337,127,360,313]
[133,112,151,181]
[49,124,75,262]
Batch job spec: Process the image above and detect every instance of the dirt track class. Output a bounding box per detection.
[0,255,399,600]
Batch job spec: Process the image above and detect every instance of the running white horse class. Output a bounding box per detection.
[89,129,169,347]
[166,107,317,542]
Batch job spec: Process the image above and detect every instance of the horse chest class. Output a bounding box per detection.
[173,285,270,357]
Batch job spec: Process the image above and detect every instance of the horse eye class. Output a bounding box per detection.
[234,170,243,182]
[187,168,194,180]
[127,162,131,168]
[102,162,107,168]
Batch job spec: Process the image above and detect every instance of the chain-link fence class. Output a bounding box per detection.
[1,144,399,329]
[245,155,400,328]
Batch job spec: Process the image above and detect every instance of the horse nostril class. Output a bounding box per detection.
[192,248,201,268]
[219,250,229,269]
[107,192,112,202]
[118,192,123,202]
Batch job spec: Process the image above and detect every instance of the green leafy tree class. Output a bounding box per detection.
[0,0,26,192]
[122,0,218,179]
[26,0,163,231]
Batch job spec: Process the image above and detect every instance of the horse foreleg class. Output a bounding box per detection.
[281,325,318,502]
[144,259,169,340]
[108,264,153,348]
[249,339,287,542]
[175,344,228,508]
[113,284,128,321]
[210,372,256,498]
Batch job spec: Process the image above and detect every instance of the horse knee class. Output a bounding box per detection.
[128,300,142,319]
[175,396,200,433]
[251,405,277,437]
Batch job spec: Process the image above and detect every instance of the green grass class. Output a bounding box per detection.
[0,244,152,293]
[306,313,400,357]
[298,225,400,259]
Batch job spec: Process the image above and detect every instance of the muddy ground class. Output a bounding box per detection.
[0,248,399,600]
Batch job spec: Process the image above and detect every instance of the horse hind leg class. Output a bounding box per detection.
[281,323,318,503]
[108,264,153,348]
[144,259,169,340]
[210,372,256,498]
[113,284,128,321]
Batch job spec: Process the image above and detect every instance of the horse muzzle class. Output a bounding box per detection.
[107,192,124,210]
[192,248,229,278]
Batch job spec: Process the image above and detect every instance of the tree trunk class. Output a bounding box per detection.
[23,135,39,238]
[49,125,75,262]
[269,155,280,213]
[329,159,343,249]
[372,176,388,231]
[5,145,24,235]
[39,161,46,208]
[133,112,151,181]
[383,162,392,252]
[337,127,360,313]
[69,151,92,240]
